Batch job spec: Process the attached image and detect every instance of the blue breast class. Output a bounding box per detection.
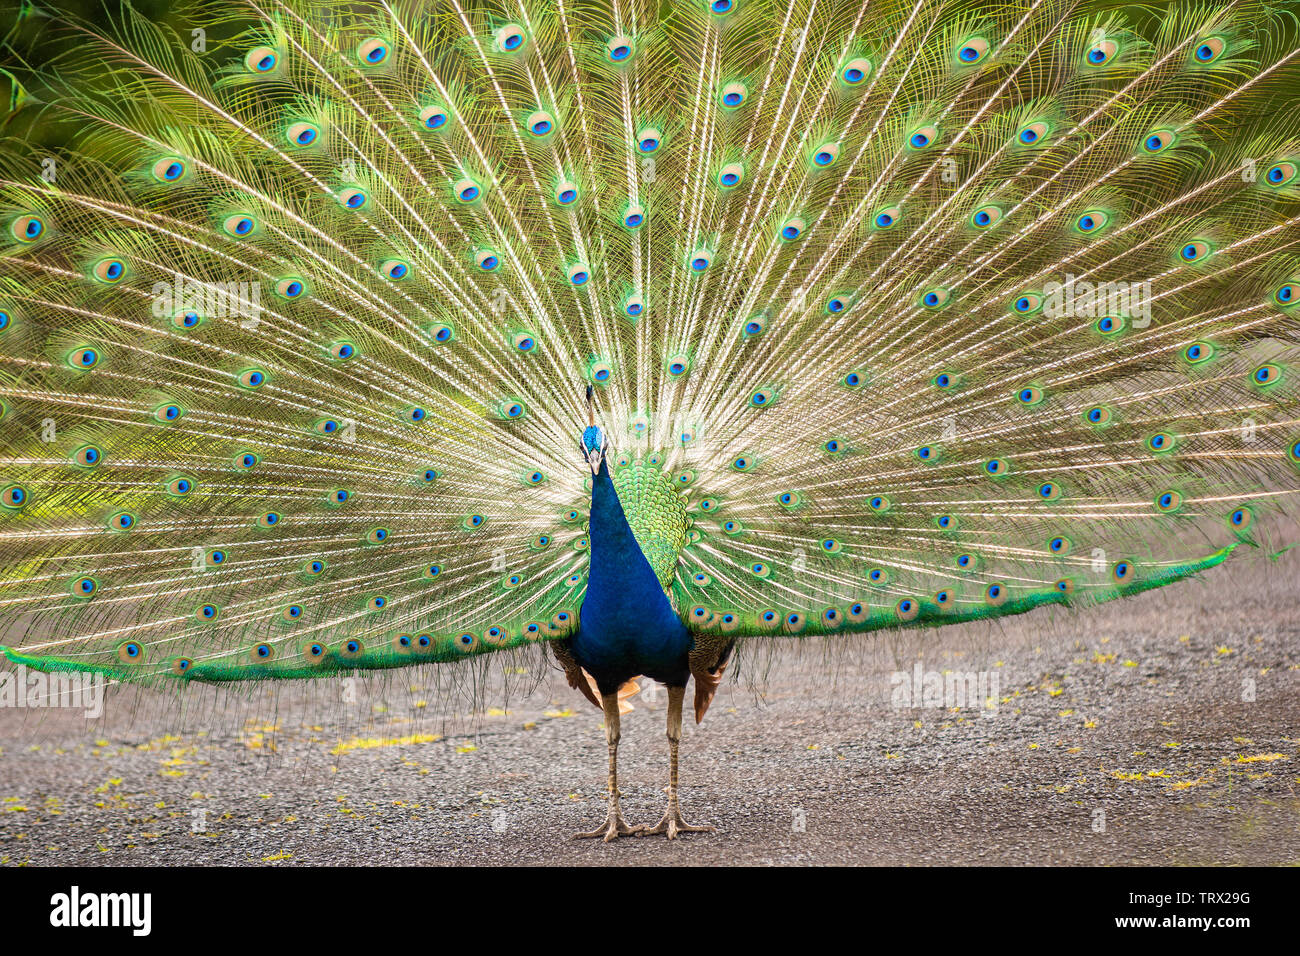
[572,461,692,692]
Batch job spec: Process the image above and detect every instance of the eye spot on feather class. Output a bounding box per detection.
[984,458,1007,477]
[419,105,449,130]
[608,36,635,62]
[1179,240,1210,262]
[245,46,280,73]
[287,121,321,146]
[1048,536,1071,555]
[719,82,747,109]
[283,604,303,622]
[1142,129,1176,153]
[304,560,325,576]
[1147,431,1176,453]
[366,527,391,543]
[73,445,102,467]
[424,563,442,579]
[495,24,527,53]
[92,258,126,283]
[749,562,771,579]
[338,187,368,211]
[223,214,257,237]
[152,156,187,182]
[238,368,267,389]
[710,0,734,13]
[623,204,645,229]
[453,178,482,202]
[1086,39,1118,65]
[1016,386,1043,405]
[841,57,872,85]
[69,347,100,370]
[895,599,918,621]
[718,163,745,188]
[1229,507,1253,531]
[688,249,712,272]
[625,294,645,317]
[810,142,839,168]
[567,263,591,285]
[109,511,135,530]
[1037,481,1061,501]
[970,205,1002,228]
[1056,578,1075,595]
[984,583,1007,607]
[1085,405,1112,425]
[867,495,889,512]
[636,127,661,153]
[921,288,950,309]
[555,181,580,206]
[357,37,389,65]
[256,511,281,528]
[341,639,365,659]
[1074,210,1109,234]
[1156,490,1182,512]
[1252,364,1281,386]
[873,206,900,229]
[1112,560,1133,583]
[251,643,275,662]
[11,214,45,242]
[868,567,889,585]
[117,641,142,663]
[166,476,194,496]
[1193,37,1225,63]
[936,514,956,530]
[197,603,219,621]
[782,613,806,634]
[305,643,326,660]
[172,658,193,676]
[275,277,307,300]
[1095,315,1125,335]
[908,125,938,149]
[1266,163,1297,187]
[1183,341,1214,363]
[1017,122,1049,145]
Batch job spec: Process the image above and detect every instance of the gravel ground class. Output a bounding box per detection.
[1,554,1297,866]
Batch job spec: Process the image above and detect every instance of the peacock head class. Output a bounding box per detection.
[582,424,606,474]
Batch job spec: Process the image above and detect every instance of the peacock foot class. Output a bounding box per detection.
[573,807,646,842]
[640,804,715,840]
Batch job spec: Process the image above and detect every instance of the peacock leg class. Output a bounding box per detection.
[573,691,646,841]
[641,685,715,839]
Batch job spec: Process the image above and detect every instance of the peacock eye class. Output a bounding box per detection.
[636,127,661,153]
[955,36,989,64]
[810,142,839,168]
[921,287,950,308]
[245,46,280,73]
[338,187,367,210]
[841,57,872,85]
[1086,39,1119,65]
[555,180,580,205]
[1017,121,1049,145]
[287,121,320,146]
[380,259,410,280]
[152,156,188,182]
[623,205,645,229]
[419,105,449,130]
[718,163,745,188]
[495,24,527,53]
[93,258,126,283]
[908,125,938,149]
[1075,210,1110,233]
[223,214,257,237]
[970,205,1003,229]
[1179,240,1210,262]
[11,214,45,242]
[275,277,306,299]
[453,178,482,202]
[357,37,389,65]
[1266,162,1297,187]
[607,36,634,62]
[567,263,590,285]
[1142,129,1176,153]
[873,206,900,229]
[719,82,748,109]
[1192,36,1225,63]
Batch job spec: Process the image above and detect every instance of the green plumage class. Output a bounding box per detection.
[0,0,1297,690]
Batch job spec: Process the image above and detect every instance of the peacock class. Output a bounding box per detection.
[1,0,1299,843]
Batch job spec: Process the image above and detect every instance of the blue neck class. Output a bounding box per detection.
[572,460,691,692]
